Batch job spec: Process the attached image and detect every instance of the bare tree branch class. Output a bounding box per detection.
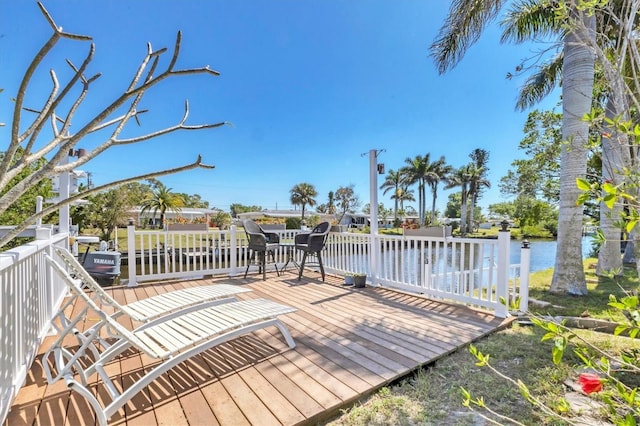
[0,157,214,248]
[0,3,226,245]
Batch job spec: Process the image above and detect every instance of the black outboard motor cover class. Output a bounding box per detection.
[83,251,121,284]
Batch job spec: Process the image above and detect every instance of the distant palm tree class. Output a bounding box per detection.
[140,182,184,228]
[425,156,452,224]
[445,166,472,235]
[327,191,336,215]
[465,164,490,232]
[290,182,318,221]
[401,155,429,225]
[467,149,490,231]
[380,169,403,224]
[396,186,415,212]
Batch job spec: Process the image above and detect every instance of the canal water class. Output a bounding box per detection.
[515,236,595,272]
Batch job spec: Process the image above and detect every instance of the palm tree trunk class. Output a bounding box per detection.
[550,11,595,295]
[418,181,425,226]
[468,195,475,234]
[460,186,468,235]
[597,98,628,275]
[393,191,398,224]
[430,188,437,224]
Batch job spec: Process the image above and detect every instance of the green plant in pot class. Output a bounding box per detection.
[345,273,367,287]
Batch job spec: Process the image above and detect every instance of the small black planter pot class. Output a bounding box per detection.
[353,275,367,288]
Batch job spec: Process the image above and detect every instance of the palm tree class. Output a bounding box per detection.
[425,156,452,224]
[396,186,415,212]
[327,191,336,215]
[465,164,490,233]
[289,182,317,221]
[380,169,403,225]
[401,155,429,226]
[431,0,596,295]
[140,182,184,229]
[467,149,490,232]
[445,166,472,235]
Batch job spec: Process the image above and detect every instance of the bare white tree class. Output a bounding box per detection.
[0,2,227,247]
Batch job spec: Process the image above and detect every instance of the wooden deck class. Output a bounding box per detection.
[6,269,510,426]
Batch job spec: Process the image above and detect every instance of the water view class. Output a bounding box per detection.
[512,236,595,272]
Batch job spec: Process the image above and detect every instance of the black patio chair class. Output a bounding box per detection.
[243,220,281,280]
[295,221,331,281]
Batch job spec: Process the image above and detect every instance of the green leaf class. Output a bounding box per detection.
[541,332,556,342]
[603,193,616,209]
[615,324,629,336]
[576,178,592,191]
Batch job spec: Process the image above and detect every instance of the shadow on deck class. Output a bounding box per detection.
[7,269,511,426]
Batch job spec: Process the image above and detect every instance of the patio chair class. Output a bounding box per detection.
[52,246,251,324]
[44,253,296,426]
[243,219,281,280]
[295,221,331,281]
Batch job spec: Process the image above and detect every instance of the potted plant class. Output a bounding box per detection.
[344,272,367,288]
[344,274,355,286]
[353,273,367,288]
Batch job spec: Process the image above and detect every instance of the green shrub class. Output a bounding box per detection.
[285,217,302,229]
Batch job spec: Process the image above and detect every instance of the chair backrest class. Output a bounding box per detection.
[243,219,268,250]
[45,253,154,356]
[307,221,331,252]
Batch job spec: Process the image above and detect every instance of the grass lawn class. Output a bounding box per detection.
[326,262,640,425]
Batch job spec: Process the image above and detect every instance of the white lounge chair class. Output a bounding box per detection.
[52,246,251,324]
[44,253,297,426]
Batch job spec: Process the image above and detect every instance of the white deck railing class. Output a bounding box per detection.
[125,226,529,316]
[0,229,68,424]
[1,225,529,424]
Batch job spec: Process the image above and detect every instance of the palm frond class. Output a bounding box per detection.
[430,0,506,74]
[516,52,563,110]
[500,0,560,44]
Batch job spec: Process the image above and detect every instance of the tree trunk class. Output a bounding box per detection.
[430,187,438,225]
[460,185,468,235]
[418,181,425,226]
[550,11,595,295]
[597,98,627,276]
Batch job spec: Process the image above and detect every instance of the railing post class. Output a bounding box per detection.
[519,240,531,312]
[34,226,52,241]
[496,223,511,318]
[229,225,238,276]
[127,225,137,287]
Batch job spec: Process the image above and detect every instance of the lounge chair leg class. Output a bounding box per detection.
[317,252,325,281]
[297,252,308,281]
[261,252,266,280]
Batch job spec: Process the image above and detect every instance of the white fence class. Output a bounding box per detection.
[0,225,529,424]
[0,229,68,424]
[125,226,529,316]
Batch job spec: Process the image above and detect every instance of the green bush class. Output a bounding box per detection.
[285,217,302,229]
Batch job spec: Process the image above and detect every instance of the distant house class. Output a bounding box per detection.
[235,210,335,226]
[127,207,220,228]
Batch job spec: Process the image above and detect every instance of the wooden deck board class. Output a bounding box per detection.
[6,270,509,426]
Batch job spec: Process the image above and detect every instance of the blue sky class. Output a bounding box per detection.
[1,1,560,215]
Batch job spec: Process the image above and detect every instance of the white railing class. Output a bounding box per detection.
[0,229,68,424]
[126,226,306,285]
[0,224,528,423]
[126,226,529,317]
